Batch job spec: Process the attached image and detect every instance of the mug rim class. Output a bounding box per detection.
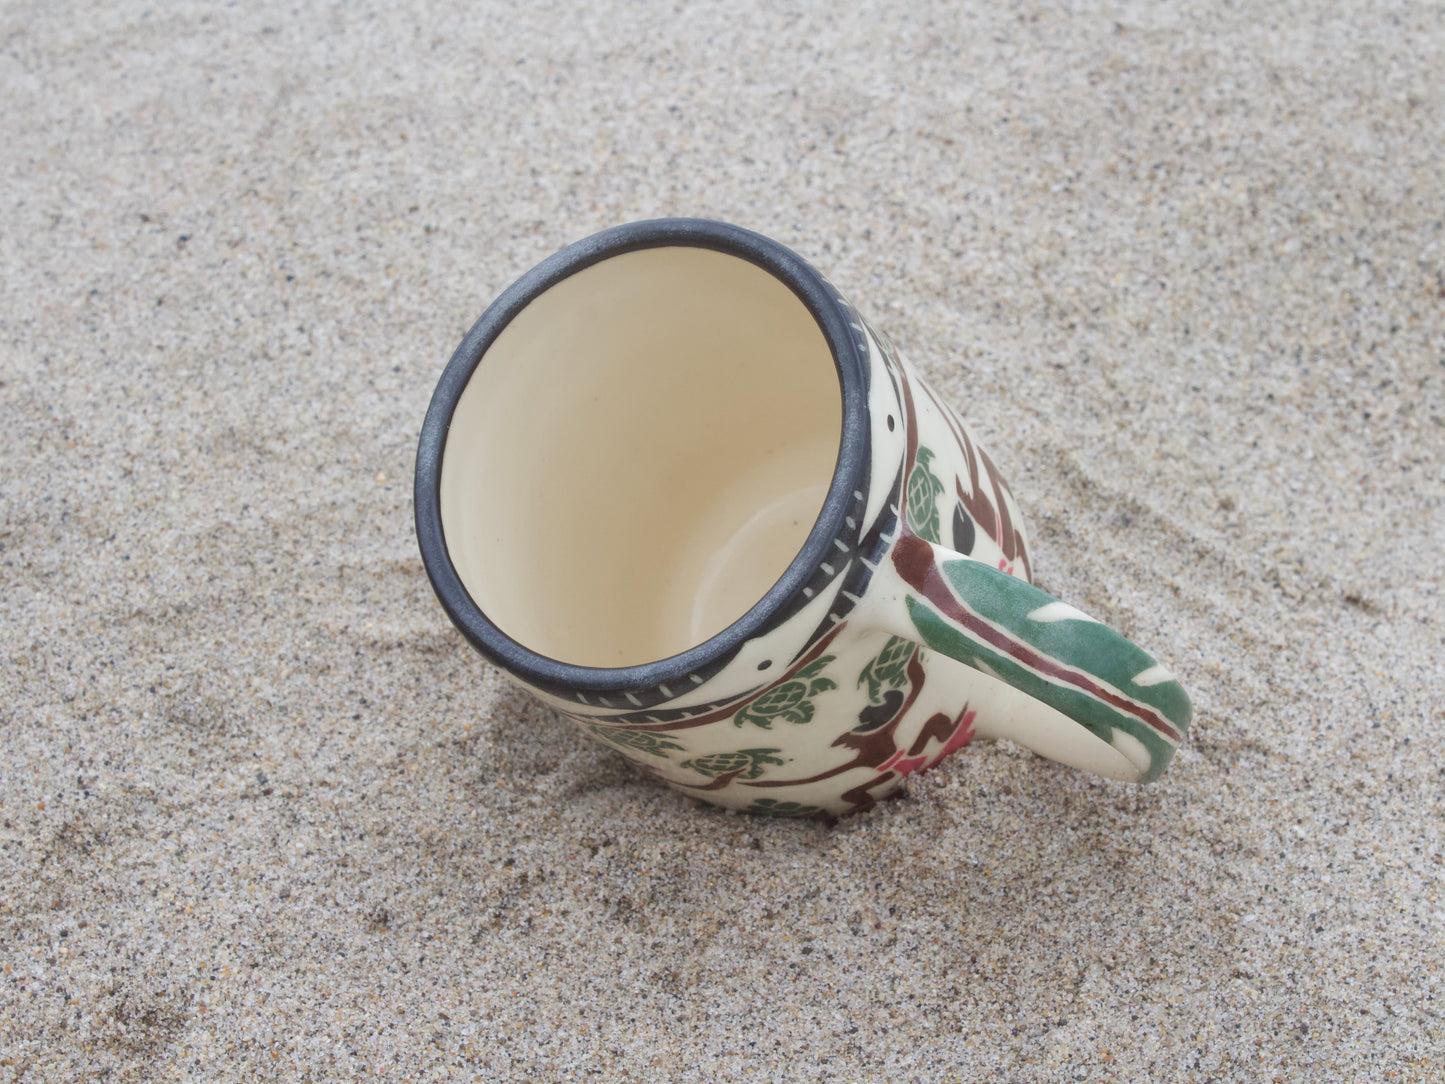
[414,217,871,696]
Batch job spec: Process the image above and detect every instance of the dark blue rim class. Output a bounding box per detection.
[414,218,870,696]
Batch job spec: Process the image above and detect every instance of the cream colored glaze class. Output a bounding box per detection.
[439,246,841,667]
[965,678,1144,782]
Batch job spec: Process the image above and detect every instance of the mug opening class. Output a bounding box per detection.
[438,245,841,668]
[415,218,871,696]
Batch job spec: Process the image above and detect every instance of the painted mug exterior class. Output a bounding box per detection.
[415,219,1191,817]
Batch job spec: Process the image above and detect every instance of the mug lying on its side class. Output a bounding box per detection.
[414,219,1191,817]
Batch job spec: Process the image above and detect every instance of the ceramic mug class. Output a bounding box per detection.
[414,219,1191,817]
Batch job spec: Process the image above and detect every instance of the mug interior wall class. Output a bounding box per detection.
[439,246,841,668]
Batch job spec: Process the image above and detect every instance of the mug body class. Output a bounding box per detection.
[415,219,1036,816]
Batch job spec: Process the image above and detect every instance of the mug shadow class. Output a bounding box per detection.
[429,691,1205,957]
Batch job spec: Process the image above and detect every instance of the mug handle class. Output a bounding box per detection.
[876,532,1192,783]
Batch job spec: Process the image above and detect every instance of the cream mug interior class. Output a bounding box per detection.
[438,246,843,668]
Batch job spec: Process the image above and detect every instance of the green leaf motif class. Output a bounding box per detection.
[681,748,785,781]
[732,655,837,729]
[587,724,685,759]
[857,634,915,704]
[907,446,946,545]
[745,798,824,819]
[902,563,1190,783]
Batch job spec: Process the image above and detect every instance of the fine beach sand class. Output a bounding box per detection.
[2,2,1442,1080]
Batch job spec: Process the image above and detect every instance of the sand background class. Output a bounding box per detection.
[2,2,1442,1079]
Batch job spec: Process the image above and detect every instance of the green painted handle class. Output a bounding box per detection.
[891,534,1191,782]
